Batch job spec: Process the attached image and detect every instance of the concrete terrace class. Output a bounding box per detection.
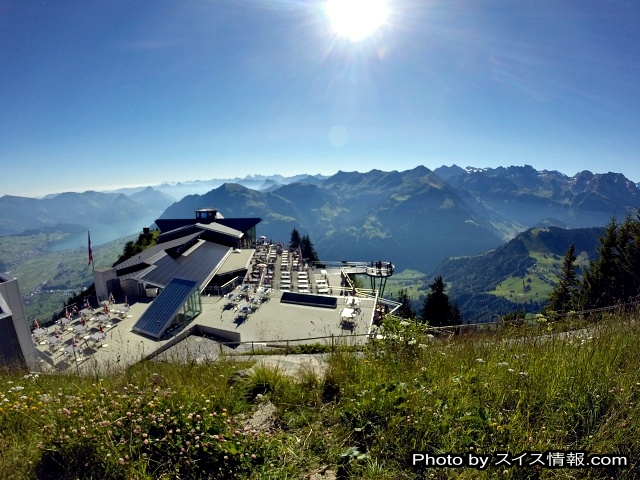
[32,275,378,375]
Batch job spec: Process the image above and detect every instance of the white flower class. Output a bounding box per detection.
[476,358,485,363]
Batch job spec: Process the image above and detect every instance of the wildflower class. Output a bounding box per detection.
[476,358,485,363]
[497,362,508,367]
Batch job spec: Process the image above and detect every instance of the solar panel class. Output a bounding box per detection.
[280,292,338,309]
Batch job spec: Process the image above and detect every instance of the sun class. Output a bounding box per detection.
[325,0,389,42]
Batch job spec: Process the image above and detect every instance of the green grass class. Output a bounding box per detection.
[385,269,429,301]
[2,312,640,479]
[488,252,559,304]
[0,231,131,322]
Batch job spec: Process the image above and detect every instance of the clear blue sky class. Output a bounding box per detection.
[2,0,639,197]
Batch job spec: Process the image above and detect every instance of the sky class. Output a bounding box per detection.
[1,0,640,197]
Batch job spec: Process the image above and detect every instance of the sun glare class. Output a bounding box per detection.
[325,0,389,42]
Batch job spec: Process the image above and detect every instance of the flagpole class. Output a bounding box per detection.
[88,231,95,272]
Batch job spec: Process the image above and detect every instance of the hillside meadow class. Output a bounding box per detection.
[1,311,639,479]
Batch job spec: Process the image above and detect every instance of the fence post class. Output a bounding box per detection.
[252,341,254,356]
[286,340,290,355]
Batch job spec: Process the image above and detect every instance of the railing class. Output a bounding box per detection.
[201,276,242,296]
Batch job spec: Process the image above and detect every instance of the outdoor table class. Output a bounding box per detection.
[33,328,48,337]
[237,303,252,314]
[48,335,62,345]
[60,317,71,325]
[74,324,88,333]
[91,332,106,341]
[80,308,92,316]
[65,344,81,354]
[97,314,109,322]
[340,308,356,319]
[345,297,360,307]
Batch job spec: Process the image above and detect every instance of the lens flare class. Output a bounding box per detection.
[325,0,389,42]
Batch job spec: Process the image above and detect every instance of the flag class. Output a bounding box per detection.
[88,231,93,266]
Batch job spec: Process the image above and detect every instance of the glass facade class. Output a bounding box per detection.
[168,289,202,330]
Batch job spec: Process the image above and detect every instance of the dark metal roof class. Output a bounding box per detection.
[216,218,262,233]
[155,217,262,236]
[115,232,202,271]
[156,225,203,244]
[139,241,231,289]
[132,278,197,339]
[154,218,200,233]
[196,222,243,238]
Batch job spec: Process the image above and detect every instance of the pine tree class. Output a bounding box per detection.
[300,234,319,262]
[572,211,640,311]
[396,288,416,320]
[420,276,461,327]
[546,244,578,313]
[577,218,619,309]
[289,228,301,250]
[615,211,640,300]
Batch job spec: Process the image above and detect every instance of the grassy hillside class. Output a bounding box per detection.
[429,227,604,320]
[0,230,133,322]
[1,312,639,479]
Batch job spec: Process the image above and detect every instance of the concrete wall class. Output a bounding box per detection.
[197,325,241,343]
[0,274,39,371]
[94,267,118,302]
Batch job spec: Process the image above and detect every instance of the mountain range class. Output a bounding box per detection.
[103,174,329,200]
[160,165,640,273]
[2,163,639,279]
[0,187,175,236]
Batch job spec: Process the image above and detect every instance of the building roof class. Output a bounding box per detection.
[154,218,198,233]
[115,232,202,272]
[154,217,261,237]
[216,217,262,233]
[139,240,231,290]
[215,248,254,276]
[131,278,198,339]
[195,222,243,239]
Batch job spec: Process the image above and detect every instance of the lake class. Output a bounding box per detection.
[47,216,158,252]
